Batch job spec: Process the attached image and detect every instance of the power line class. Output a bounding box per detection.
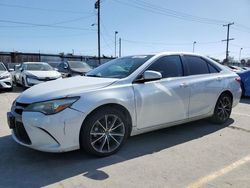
[0,19,95,31]
[0,2,92,15]
[122,38,221,46]
[132,0,227,24]
[113,0,228,25]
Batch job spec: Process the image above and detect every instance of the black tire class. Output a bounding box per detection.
[22,78,26,88]
[80,107,130,157]
[210,93,232,124]
[241,82,245,98]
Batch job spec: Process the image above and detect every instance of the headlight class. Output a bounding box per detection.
[24,97,79,115]
[0,74,10,79]
[26,75,38,79]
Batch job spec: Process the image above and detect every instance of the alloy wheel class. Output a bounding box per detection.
[90,114,125,154]
[217,96,231,122]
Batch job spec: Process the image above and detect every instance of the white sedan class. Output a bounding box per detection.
[7,52,241,156]
[0,62,13,90]
[14,62,62,88]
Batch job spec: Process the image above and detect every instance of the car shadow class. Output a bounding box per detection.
[240,97,250,104]
[0,85,25,94]
[0,118,234,188]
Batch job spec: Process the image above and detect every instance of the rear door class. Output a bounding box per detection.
[182,55,223,118]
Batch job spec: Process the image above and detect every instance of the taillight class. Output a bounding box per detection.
[235,76,241,83]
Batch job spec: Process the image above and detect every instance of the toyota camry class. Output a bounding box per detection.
[7,52,242,156]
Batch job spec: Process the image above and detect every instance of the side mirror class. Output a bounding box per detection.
[143,70,162,81]
[19,68,24,72]
[135,70,162,83]
[54,68,58,71]
[9,68,14,72]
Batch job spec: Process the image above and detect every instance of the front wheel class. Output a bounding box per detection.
[80,107,130,157]
[211,93,232,124]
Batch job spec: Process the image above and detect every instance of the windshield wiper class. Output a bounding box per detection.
[86,74,101,77]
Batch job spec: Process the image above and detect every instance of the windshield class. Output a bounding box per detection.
[24,63,53,71]
[68,61,91,69]
[0,63,7,71]
[86,55,153,79]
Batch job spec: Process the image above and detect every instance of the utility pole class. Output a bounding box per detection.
[239,48,243,62]
[119,38,121,57]
[95,0,101,65]
[222,22,234,64]
[115,31,118,57]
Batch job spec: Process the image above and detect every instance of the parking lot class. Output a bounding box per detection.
[0,87,250,188]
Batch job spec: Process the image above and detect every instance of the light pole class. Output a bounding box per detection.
[115,31,118,57]
[119,38,122,57]
[193,41,197,53]
[239,48,243,63]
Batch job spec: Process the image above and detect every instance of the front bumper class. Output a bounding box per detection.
[0,77,12,89]
[7,107,86,153]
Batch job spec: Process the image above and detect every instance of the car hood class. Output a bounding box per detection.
[0,70,8,76]
[16,76,118,103]
[25,70,61,78]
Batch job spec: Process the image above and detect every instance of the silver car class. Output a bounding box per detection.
[7,52,241,156]
[0,62,13,90]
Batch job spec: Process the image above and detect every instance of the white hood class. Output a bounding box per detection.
[0,71,10,77]
[17,76,118,103]
[25,70,61,78]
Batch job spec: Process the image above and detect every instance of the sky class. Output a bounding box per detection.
[0,0,250,60]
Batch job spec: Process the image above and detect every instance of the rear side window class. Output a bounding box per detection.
[207,63,219,73]
[185,55,210,75]
[147,55,183,78]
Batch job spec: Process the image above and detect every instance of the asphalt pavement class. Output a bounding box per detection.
[0,87,250,188]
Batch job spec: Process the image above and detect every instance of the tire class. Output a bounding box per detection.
[210,93,232,124]
[22,78,26,88]
[80,107,130,157]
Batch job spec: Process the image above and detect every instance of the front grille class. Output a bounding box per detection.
[37,77,57,81]
[13,121,31,145]
[14,102,30,115]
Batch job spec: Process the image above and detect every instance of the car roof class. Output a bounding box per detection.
[22,62,48,64]
[128,52,204,57]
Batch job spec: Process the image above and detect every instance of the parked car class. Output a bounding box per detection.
[7,52,241,156]
[57,61,92,77]
[14,62,62,88]
[242,67,250,71]
[237,69,250,97]
[0,62,13,90]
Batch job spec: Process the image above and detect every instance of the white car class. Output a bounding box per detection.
[7,52,241,156]
[14,62,62,88]
[0,62,13,90]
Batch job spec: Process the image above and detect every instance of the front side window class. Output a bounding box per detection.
[146,55,183,78]
[86,55,153,79]
[185,56,209,75]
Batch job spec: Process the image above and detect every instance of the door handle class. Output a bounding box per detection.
[180,83,188,88]
[216,77,222,81]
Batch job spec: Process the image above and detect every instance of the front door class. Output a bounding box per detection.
[133,55,190,129]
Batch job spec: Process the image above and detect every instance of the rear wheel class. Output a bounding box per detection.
[211,93,232,124]
[22,78,27,88]
[80,107,129,157]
